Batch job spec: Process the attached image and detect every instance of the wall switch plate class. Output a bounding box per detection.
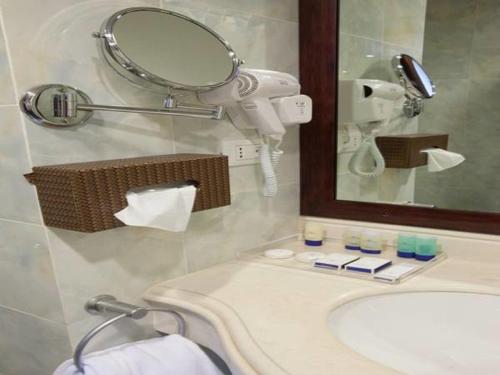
[220,139,261,166]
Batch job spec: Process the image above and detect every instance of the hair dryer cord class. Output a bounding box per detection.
[348,134,386,177]
[260,138,283,197]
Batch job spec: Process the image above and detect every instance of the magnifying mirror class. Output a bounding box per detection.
[392,54,435,117]
[393,54,435,99]
[97,7,241,92]
[20,7,241,127]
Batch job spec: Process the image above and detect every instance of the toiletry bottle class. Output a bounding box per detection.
[304,222,325,246]
[344,228,362,250]
[360,230,383,254]
[397,233,416,258]
[415,236,438,261]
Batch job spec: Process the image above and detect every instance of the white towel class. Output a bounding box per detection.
[53,335,221,375]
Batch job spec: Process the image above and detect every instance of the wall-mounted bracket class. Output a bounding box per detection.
[20,84,225,127]
[402,96,424,118]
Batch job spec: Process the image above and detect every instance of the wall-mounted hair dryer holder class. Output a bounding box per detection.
[20,84,225,127]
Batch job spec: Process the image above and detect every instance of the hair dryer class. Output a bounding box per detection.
[338,79,404,177]
[199,69,312,196]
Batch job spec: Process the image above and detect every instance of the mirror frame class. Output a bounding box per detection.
[98,7,241,92]
[299,0,500,235]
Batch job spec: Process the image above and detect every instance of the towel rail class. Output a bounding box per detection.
[73,295,186,373]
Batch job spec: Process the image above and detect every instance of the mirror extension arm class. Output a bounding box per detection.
[21,84,224,127]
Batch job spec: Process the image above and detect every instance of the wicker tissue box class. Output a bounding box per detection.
[25,154,230,233]
[375,133,449,169]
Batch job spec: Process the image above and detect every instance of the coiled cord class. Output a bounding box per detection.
[260,138,283,197]
[348,134,386,177]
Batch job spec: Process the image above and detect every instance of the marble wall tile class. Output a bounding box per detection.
[183,207,235,272]
[0,107,40,223]
[424,0,476,50]
[462,79,500,193]
[470,47,500,79]
[422,46,471,80]
[336,172,361,201]
[418,79,468,150]
[163,0,298,22]
[46,226,186,325]
[0,306,71,375]
[185,182,299,270]
[414,182,463,210]
[339,0,384,40]
[456,186,500,213]
[0,220,63,322]
[383,0,427,51]
[0,19,15,105]
[473,0,500,49]
[339,33,384,80]
[421,0,475,80]
[24,112,176,166]
[223,183,299,254]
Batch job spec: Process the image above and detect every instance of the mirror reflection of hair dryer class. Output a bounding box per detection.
[199,69,313,196]
[338,79,405,177]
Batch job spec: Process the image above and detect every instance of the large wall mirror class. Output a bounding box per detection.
[299,0,500,234]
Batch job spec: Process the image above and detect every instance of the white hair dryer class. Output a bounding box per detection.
[338,79,404,177]
[199,69,312,197]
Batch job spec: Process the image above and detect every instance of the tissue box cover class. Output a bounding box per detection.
[375,133,448,168]
[24,154,230,232]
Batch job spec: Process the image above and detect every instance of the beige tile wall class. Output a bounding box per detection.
[0,1,299,374]
[415,0,500,213]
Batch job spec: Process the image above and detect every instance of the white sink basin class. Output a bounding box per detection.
[328,292,500,375]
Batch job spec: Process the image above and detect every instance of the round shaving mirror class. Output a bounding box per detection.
[393,54,436,99]
[97,7,242,92]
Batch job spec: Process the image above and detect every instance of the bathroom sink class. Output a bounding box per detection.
[328,292,500,375]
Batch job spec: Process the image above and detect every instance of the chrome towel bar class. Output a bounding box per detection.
[73,295,186,373]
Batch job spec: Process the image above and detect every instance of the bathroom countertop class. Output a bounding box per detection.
[143,239,500,375]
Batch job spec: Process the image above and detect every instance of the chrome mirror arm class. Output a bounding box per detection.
[20,84,224,128]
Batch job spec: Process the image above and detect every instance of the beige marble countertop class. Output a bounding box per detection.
[144,239,500,375]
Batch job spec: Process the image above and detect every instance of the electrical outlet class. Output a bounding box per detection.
[338,124,362,153]
[221,139,261,166]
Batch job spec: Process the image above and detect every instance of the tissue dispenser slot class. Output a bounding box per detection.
[24,154,230,232]
[376,133,448,168]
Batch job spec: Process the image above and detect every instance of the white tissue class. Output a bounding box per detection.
[114,185,196,232]
[421,148,465,172]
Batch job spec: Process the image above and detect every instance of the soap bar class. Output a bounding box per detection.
[264,249,295,259]
[374,263,421,282]
[345,257,392,274]
[295,252,326,263]
[314,254,360,270]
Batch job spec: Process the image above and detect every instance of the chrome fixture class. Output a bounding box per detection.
[20,84,225,127]
[19,7,244,127]
[94,7,243,92]
[73,295,186,373]
[393,54,436,118]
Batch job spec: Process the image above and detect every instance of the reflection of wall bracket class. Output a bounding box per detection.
[402,96,424,118]
[20,84,225,127]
